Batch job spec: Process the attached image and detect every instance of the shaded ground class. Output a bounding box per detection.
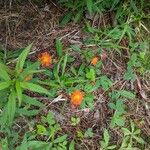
[0,1,150,149]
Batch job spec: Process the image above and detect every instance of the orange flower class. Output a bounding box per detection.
[91,56,99,66]
[71,90,84,108]
[24,75,32,81]
[39,52,52,67]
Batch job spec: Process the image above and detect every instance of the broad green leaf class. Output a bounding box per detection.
[0,81,11,91]
[70,66,77,76]
[122,128,131,136]
[84,83,97,92]
[103,129,110,145]
[116,117,125,127]
[56,39,63,58]
[7,90,16,126]
[69,140,75,150]
[107,145,116,149]
[16,80,22,106]
[108,103,116,110]
[84,128,93,138]
[110,112,125,128]
[133,136,145,144]
[0,63,10,80]
[123,68,136,81]
[100,141,106,148]
[130,120,135,132]
[116,100,125,113]
[134,129,141,135]
[20,82,51,96]
[15,44,32,74]
[120,136,130,148]
[53,134,67,144]
[118,90,135,99]
[17,108,39,116]
[99,76,113,90]
[47,111,55,125]
[86,68,95,82]
[23,95,44,107]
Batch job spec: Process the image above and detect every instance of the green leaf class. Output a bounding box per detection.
[60,12,72,26]
[122,128,131,136]
[70,44,81,52]
[16,134,28,150]
[103,129,110,146]
[130,0,138,14]
[0,63,10,80]
[21,61,41,78]
[7,90,16,126]
[15,44,32,75]
[120,136,130,148]
[110,111,125,128]
[116,100,125,113]
[23,95,44,107]
[99,76,113,90]
[47,111,55,125]
[37,125,47,135]
[107,145,116,149]
[69,140,75,150]
[86,0,93,14]
[84,83,97,92]
[20,82,51,96]
[16,80,22,106]
[27,141,48,149]
[134,129,141,135]
[53,134,67,144]
[62,54,68,76]
[17,108,39,116]
[111,0,120,9]
[84,128,93,138]
[0,106,8,129]
[0,81,11,91]
[100,141,106,149]
[74,10,83,23]
[133,136,145,144]
[108,103,116,110]
[56,39,63,58]
[86,68,95,82]
[70,66,77,76]
[130,120,135,132]
[0,137,9,150]
[123,68,136,81]
[118,90,135,99]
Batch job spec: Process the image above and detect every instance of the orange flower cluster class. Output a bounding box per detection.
[71,90,84,108]
[91,56,99,66]
[38,52,52,67]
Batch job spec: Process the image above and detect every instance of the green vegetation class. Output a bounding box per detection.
[0,0,149,149]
